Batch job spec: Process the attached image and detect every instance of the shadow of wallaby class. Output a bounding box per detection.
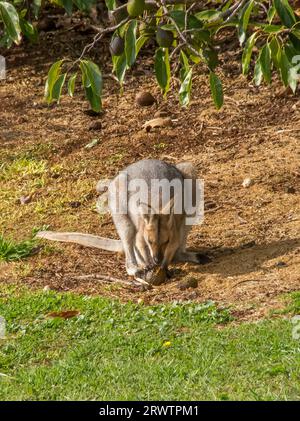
[189,238,300,278]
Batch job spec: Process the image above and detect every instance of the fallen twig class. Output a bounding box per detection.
[72,273,133,285]
[72,273,150,288]
[231,279,264,289]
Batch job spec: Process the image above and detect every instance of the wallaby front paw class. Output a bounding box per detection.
[126,263,140,277]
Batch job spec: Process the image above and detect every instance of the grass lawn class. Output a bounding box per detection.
[0,285,300,401]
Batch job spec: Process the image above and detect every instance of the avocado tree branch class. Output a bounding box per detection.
[69,16,130,71]
[159,0,203,59]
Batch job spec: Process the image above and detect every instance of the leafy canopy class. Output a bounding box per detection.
[1,0,300,111]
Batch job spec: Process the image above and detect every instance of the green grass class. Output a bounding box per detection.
[0,235,37,262]
[0,286,300,400]
[0,157,47,181]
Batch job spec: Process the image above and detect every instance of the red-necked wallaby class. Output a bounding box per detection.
[37,159,210,281]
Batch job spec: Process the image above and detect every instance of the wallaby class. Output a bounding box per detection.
[37,159,210,281]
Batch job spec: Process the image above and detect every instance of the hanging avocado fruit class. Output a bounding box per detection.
[110,36,125,56]
[156,27,174,48]
[127,0,145,18]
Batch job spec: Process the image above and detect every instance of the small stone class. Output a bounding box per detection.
[286,186,296,194]
[177,276,198,291]
[43,285,50,292]
[136,92,156,106]
[19,195,32,205]
[205,201,217,210]
[276,261,287,267]
[88,120,102,131]
[68,201,81,208]
[242,177,253,188]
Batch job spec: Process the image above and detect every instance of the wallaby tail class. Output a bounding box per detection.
[36,231,123,252]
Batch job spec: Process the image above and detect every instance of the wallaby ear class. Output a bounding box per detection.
[161,197,175,215]
[138,203,156,225]
[167,211,175,229]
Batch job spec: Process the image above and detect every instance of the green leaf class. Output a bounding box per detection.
[68,73,77,97]
[289,33,300,53]
[73,0,95,11]
[269,37,280,70]
[238,0,254,46]
[288,65,299,93]
[195,10,221,21]
[278,48,290,86]
[136,36,147,56]
[44,60,64,104]
[179,68,192,107]
[154,47,171,95]
[242,32,257,75]
[52,73,67,103]
[125,19,137,68]
[260,43,271,84]
[84,86,102,111]
[170,10,203,30]
[113,52,127,85]
[105,0,117,11]
[253,60,263,86]
[274,0,296,28]
[61,0,73,15]
[80,60,102,97]
[267,5,276,23]
[209,71,223,110]
[180,50,189,74]
[20,18,38,42]
[0,1,21,44]
[203,47,219,71]
[80,60,102,112]
[32,0,42,18]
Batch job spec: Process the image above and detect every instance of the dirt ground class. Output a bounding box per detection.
[0,20,299,320]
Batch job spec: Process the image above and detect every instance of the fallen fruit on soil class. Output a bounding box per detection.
[127,0,145,17]
[136,91,156,106]
[110,36,125,56]
[149,267,167,285]
[177,277,199,290]
[156,27,174,48]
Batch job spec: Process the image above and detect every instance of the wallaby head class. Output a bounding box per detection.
[138,198,177,265]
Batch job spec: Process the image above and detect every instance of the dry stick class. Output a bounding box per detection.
[73,274,150,287]
[231,279,264,289]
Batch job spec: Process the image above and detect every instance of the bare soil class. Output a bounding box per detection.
[0,23,299,320]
